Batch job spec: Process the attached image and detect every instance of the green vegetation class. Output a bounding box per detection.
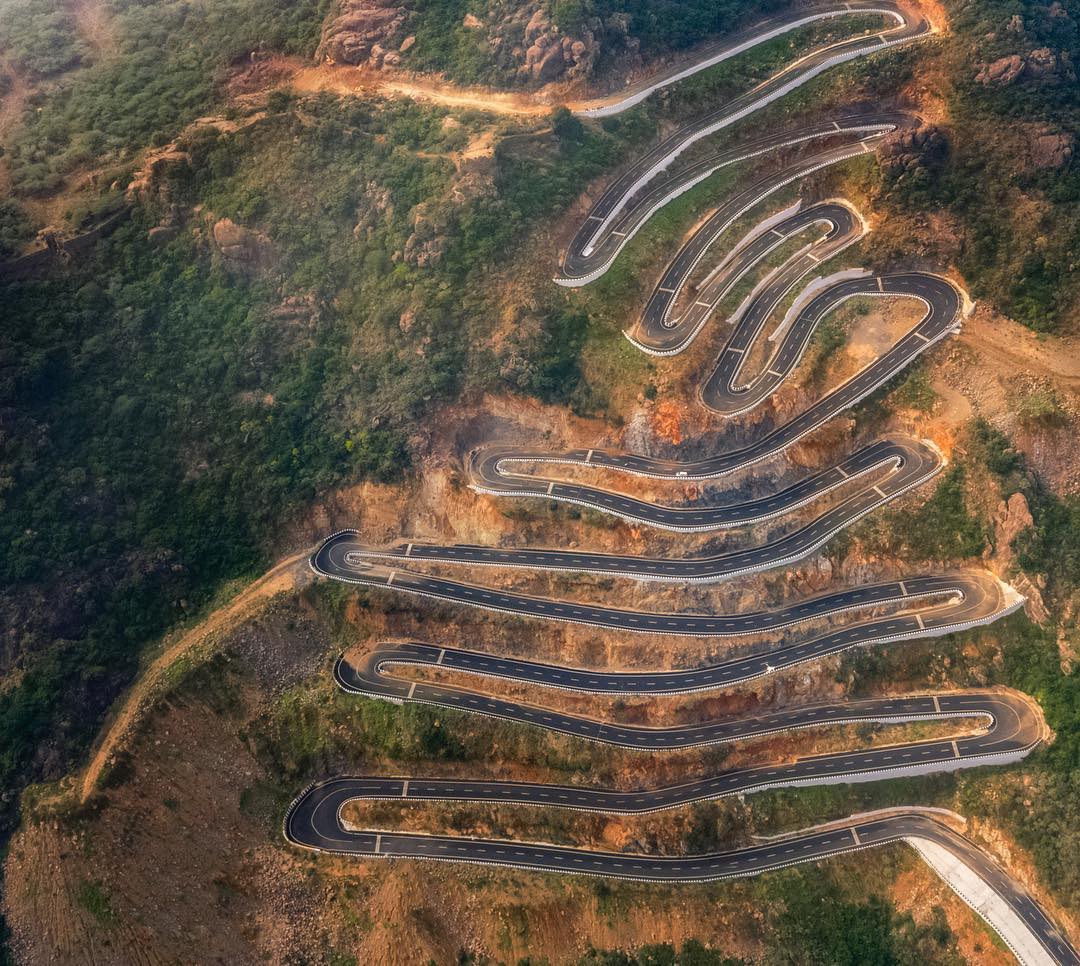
[873,0,1080,331]
[557,0,789,62]
[5,0,331,196]
[76,880,117,925]
[766,871,964,966]
[889,363,936,413]
[575,872,964,965]
[579,940,746,965]
[861,465,987,562]
[406,0,504,83]
[407,0,791,85]
[0,90,648,845]
[0,200,35,260]
[0,0,89,77]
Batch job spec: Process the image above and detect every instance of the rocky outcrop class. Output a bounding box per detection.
[1025,46,1059,77]
[317,0,412,69]
[975,46,1074,85]
[975,54,1025,85]
[212,217,276,273]
[1028,128,1074,169]
[879,124,948,174]
[992,491,1034,564]
[403,209,448,267]
[519,7,597,82]
[987,491,1050,624]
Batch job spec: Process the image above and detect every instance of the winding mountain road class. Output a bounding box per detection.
[290,4,1079,962]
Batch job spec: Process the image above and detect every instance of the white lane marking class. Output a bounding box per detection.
[767,368,784,378]
[807,250,821,262]
[832,120,842,131]
[437,648,446,665]
[915,331,931,342]
[851,827,862,845]
[915,613,926,629]
[933,695,941,714]
[374,834,382,853]
[873,485,888,498]
[695,300,712,308]
[899,580,908,595]
[771,227,786,238]
[585,449,594,463]
[877,276,885,293]
[547,481,556,494]
[407,682,417,699]
[386,571,396,586]
[658,287,677,294]
[836,465,850,479]
[405,543,413,557]
[861,140,874,153]
[402,780,410,797]
[951,740,961,759]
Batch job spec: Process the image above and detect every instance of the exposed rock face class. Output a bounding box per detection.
[987,491,1049,624]
[976,53,1025,85]
[212,218,276,273]
[1029,128,1075,169]
[318,0,411,68]
[519,6,597,82]
[1025,46,1059,76]
[147,225,179,246]
[993,491,1034,564]
[976,47,1074,85]
[879,124,948,171]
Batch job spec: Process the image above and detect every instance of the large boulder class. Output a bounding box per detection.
[212,218,276,273]
[1029,128,1074,169]
[975,53,1025,85]
[318,0,411,67]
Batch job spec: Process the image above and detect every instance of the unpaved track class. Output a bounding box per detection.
[79,549,312,802]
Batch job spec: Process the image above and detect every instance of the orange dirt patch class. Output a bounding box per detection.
[286,64,555,116]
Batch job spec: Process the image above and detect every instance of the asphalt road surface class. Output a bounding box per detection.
[286,795,1075,965]
[289,689,1037,810]
[630,199,865,354]
[556,115,912,287]
[471,434,941,533]
[293,5,1080,961]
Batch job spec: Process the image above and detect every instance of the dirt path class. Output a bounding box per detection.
[80,549,313,802]
[0,56,29,202]
[961,311,1080,389]
[287,64,557,116]
[71,0,115,55]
